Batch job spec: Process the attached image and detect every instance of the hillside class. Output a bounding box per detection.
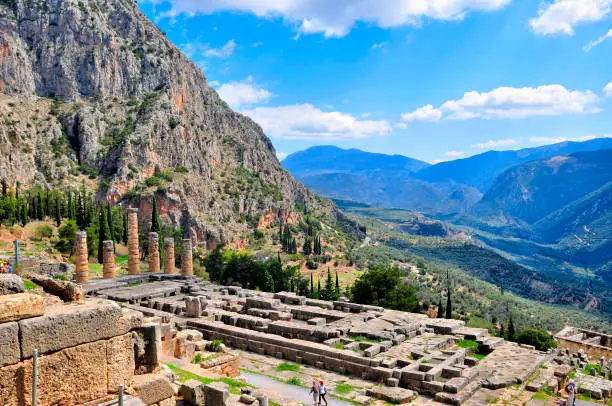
[0,0,358,248]
[414,138,612,192]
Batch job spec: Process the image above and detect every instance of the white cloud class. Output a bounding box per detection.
[530,0,612,35]
[471,139,517,149]
[444,151,466,158]
[276,152,288,161]
[529,134,611,144]
[394,122,408,129]
[149,0,512,38]
[371,42,388,49]
[208,80,220,87]
[604,82,612,96]
[216,76,273,109]
[203,40,236,58]
[361,112,372,118]
[440,85,600,120]
[401,104,443,122]
[584,29,612,51]
[252,41,264,47]
[242,104,392,140]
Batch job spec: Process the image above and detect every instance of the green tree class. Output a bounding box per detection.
[150,197,163,264]
[54,195,61,227]
[122,212,128,244]
[97,209,110,264]
[515,329,557,351]
[36,193,44,220]
[204,245,225,283]
[335,270,340,296]
[321,268,339,301]
[507,314,516,342]
[1,180,6,197]
[445,270,453,319]
[302,236,312,256]
[351,265,420,312]
[310,272,314,296]
[106,205,114,242]
[56,220,78,255]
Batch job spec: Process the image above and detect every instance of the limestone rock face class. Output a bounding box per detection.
[0,0,355,246]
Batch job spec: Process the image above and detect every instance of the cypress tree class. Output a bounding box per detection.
[20,202,27,226]
[335,270,340,295]
[15,181,20,200]
[290,278,295,293]
[310,273,314,295]
[122,212,128,244]
[150,197,163,264]
[54,196,61,227]
[107,205,114,242]
[45,189,50,218]
[317,278,321,293]
[1,180,6,197]
[507,314,515,341]
[98,209,110,264]
[302,236,312,255]
[438,296,444,318]
[37,193,44,220]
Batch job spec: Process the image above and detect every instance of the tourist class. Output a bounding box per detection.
[309,378,319,406]
[565,378,577,406]
[318,380,328,406]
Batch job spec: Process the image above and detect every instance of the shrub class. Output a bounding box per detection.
[286,377,301,386]
[175,165,189,173]
[168,117,180,129]
[191,353,203,364]
[145,176,162,187]
[34,224,53,240]
[515,329,557,351]
[53,273,68,281]
[276,363,300,372]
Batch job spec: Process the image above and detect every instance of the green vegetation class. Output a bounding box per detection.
[164,363,252,395]
[455,339,479,350]
[23,279,37,290]
[347,335,380,343]
[351,264,420,312]
[515,329,557,351]
[335,382,359,395]
[210,339,224,352]
[275,363,300,372]
[285,377,301,386]
[584,364,603,376]
[191,353,203,364]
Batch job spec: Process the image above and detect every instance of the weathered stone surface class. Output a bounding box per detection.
[142,323,162,366]
[0,292,44,323]
[19,300,142,357]
[0,274,24,295]
[180,379,205,406]
[27,273,84,302]
[107,333,135,392]
[0,322,20,367]
[365,386,416,403]
[133,374,174,405]
[204,381,230,405]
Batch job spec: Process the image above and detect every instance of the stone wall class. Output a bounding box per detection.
[556,326,612,360]
[0,297,143,406]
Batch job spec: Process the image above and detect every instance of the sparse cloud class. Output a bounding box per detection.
[394,122,408,129]
[252,41,264,47]
[208,80,220,87]
[276,152,288,161]
[529,135,611,144]
[361,112,372,118]
[216,76,272,109]
[242,104,392,140]
[530,0,612,36]
[371,42,388,49]
[400,104,443,122]
[441,85,600,120]
[147,0,512,38]
[204,39,236,58]
[583,29,612,51]
[604,82,612,96]
[444,151,466,158]
[471,139,517,149]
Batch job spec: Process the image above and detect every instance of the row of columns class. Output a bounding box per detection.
[74,208,194,283]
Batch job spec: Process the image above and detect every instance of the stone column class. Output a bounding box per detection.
[148,232,160,273]
[127,208,140,275]
[103,240,115,279]
[181,239,193,277]
[164,238,175,274]
[75,231,89,283]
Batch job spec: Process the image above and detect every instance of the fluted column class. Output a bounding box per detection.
[75,231,89,283]
[103,240,115,279]
[163,238,175,274]
[181,239,193,276]
[148,232,160,273]
[127,208,140,275]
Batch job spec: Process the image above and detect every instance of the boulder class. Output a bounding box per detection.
[0,274,24,295]
[180,379,205,405]
[0,292,45,323]
[133,374,174,405]
[27,273,83,302]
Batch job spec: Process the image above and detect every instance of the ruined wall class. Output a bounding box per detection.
[0,296,142,406]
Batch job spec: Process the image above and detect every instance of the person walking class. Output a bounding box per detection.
[318,380,328,406]
[566,378,577,406]
[309,379,319,406]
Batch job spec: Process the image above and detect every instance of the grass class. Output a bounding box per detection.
[333,342,344,350]
[347,335,380,343]
[455,339,479,350]
[276,362,300,372]
[191,353,203,364]
[531,392,548,401]
[474,354,486,360]
[286,377,301,386]
[164,363,252,395]
[335,382,359,395]
[23,279,37,290]
[585,364,602,376]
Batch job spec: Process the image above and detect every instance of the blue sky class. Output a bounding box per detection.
[139,0,612,164]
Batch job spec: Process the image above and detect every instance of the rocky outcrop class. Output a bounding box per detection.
[0,0,351,245]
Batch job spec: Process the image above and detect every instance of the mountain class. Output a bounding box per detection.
[414,139,612,192]
[474,149,612,224]
[0,0,357,247]
[283,146,481,214]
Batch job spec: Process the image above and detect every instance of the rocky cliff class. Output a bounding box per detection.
[0,0,345,246]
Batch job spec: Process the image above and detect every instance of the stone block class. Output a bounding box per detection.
[18,300,142,358]
[554,365,572,378]
[386,377,399,387]
[0,274,24,295]
[307,317,326,326]
[422,380,445,394]
[133,374,174,405]
[240,394,257,404]
[204,381,229,405]
[0,322,20,367]
[107,333,135,392]
[364,344,381,357]
[0,292,44,323]
[444,377,469,394]
[142,323,162,366]
[180,379,205,405]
